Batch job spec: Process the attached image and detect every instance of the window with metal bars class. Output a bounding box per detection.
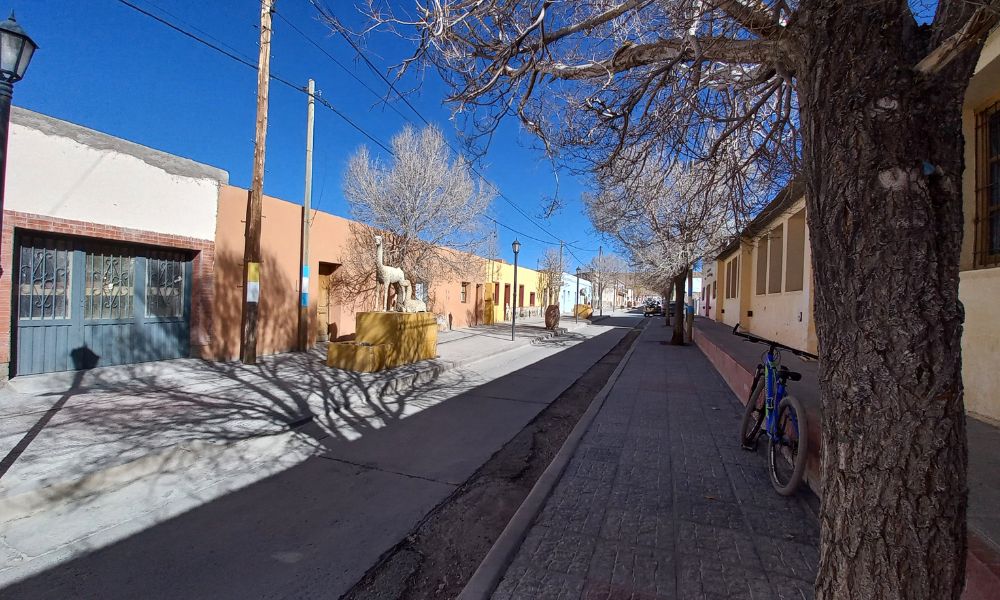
[975,101,1000,268]
[18,236,72,320]
[85,248,136,320]
[146,251,186,318]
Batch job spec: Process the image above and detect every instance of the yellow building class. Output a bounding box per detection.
[482,259,548,324]
[960,26,1000,423]
[708,182,818,355]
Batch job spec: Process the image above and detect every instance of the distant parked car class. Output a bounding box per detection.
[643,301,662,316]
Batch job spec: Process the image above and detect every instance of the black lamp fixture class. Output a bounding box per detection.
[0,13,36,84]
[0,12,37,246]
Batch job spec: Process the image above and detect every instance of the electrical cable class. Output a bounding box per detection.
[306,0,568,246]
[117,0,588,254]
[114,0,393,154]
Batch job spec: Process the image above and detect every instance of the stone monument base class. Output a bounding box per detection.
[327,311,438,372]
[326,341,391,373]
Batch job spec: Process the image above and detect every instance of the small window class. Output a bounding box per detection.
[975,101,1000,267]
[461,282,469,303]
[18,237,73,320]
[756,236,768,295]
[785,210,806,292]
[530,291,536,306]
[725,257,739,299]
[768,224,784,294]
[146,253,185,318]
[85,247,138,320]
[493,282,500,304]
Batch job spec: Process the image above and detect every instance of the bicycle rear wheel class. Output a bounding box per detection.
[738,376,765,450]
[768,395,808,496]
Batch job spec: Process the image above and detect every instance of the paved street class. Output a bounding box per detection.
[491,320,820,599]
[0,315,641,598]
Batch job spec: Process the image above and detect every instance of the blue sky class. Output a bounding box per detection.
[10,1,600,270]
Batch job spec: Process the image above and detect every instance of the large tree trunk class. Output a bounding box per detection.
[796,2,979,598]
[671,270,686,345]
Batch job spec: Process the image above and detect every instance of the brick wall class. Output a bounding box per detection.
[0,210,215,377]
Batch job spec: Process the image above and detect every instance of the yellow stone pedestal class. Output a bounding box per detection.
[327,312,438,372]
[574,304,593,319]
[326,342,391,373]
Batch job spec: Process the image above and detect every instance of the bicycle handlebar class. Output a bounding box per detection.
[731,323,819,360]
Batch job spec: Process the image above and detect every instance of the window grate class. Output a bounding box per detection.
[975,101,1000,268]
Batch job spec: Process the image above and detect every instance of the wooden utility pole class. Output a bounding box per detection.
[240,0,275,364]
[298,78,315,351]
[597,245,603,316]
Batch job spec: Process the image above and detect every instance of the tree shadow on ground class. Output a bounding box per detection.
[0,322,636,599]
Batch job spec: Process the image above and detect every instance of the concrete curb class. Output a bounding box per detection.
[456,320,645,600]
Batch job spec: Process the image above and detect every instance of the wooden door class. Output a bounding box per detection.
[316,262,337,342]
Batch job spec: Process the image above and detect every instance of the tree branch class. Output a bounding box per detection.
[916,6,999,75]
[533,37,779,80]
[711,0,783,39]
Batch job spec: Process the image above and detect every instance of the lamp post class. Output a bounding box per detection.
[511,239,521,340]
[0,13,37,247]
[575,266,581,324]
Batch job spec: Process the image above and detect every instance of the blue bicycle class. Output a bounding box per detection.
[733,324,816,496]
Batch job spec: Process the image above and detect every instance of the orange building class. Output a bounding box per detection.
[208,185,492,360]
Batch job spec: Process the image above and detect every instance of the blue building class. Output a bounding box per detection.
[559,272,593,314]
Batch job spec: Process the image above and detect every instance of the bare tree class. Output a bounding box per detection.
[339,124,494,311]
[586,252,629,316]
[537,246,564,307]
[588,160,734,343]
[357,1,997,596]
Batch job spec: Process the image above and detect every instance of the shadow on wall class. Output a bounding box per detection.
[211,250,300,360]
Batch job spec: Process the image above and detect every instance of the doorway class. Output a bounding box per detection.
[317,262,340,342]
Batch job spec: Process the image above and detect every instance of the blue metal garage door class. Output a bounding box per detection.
[14,233,192,375]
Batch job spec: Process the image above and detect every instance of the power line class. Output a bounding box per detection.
[118,0,582,256]
[114,0,393,154]
[306,0,429,126]
[306,0,567,247]
[484,214,560,246]
[272,10,413,124]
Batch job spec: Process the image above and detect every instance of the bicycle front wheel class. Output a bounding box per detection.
[738,376,765,450]
[768,395,808,496]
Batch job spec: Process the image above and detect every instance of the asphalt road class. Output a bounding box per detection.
[1,315,642,599]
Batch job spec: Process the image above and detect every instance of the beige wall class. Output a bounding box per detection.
[7,107,225,242]
[958,27,1000,422]
[718,243,753,328]
[744,198,817,354]
[960,269,1000,422]
[211,185,489,360]
[702,264,717,318]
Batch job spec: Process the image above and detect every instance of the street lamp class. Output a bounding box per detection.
[511,239,521,340]
[0,13,37,244]
[575,266,581,324]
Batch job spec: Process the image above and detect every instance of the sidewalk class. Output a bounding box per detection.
[692,316,1000,599]
[486,319,820,599]
[0,316,629,594]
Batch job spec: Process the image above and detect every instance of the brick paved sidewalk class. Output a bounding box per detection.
[491,321,820,599]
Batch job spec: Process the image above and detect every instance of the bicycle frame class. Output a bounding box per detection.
[762,349,786,443]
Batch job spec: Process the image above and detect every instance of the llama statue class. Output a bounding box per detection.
[395,279,427,313]
[374,235,406,312]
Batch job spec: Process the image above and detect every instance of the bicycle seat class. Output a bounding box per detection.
[778,366,802,382]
